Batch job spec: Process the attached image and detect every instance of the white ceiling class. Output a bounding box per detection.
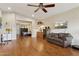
[0,3,79,19]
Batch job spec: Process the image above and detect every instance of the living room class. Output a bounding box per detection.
[0,3,79,56]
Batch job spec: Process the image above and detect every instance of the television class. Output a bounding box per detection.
[20,28,28,36]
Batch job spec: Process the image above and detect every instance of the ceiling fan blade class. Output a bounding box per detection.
[40,3,43,5]
[44,4,55,8]
[34,8,40,12]
[27,4,38,7]
[42,8,47,13]
[40,3,43,6]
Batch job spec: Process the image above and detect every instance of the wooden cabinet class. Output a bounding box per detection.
[37,32,43,40]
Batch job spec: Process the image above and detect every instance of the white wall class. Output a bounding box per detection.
[15,14,36,38]
[2,12,16,40]
[0,9,2,17]
[37,7,79,45]
[0,9,2,42]
[31,20,38,38]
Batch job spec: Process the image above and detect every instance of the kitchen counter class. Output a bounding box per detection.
[2,33,12,42]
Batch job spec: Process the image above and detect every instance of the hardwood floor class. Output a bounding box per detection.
[0,36,79,56]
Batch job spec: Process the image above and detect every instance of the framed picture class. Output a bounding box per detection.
[54,21,67,29]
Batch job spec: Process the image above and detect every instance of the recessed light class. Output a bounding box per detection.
[60,23,63,26]
[55,24,58,27]
[8,7,11,10]
[32,14,34,17]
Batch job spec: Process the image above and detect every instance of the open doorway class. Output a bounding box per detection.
[16,20,32,38]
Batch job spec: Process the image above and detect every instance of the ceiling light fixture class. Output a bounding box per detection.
[8,7,11,10]
[60,23,63,26]
[55,24,58,27]
[32,14,34,17]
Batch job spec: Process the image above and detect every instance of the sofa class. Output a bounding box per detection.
[47,33,73,47]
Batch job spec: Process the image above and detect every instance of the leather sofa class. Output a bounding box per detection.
[46,33,73,47]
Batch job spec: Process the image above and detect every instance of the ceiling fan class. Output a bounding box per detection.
[27,3,55,13]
